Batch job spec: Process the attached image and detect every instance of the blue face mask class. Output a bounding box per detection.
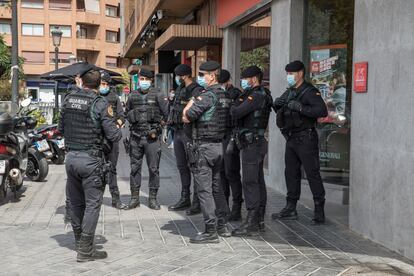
[197,76,207,88]
[99,87,110,95]
[287,74,297,87]
[140,80,151,90]
[175,76,183,86]
[241,79,251,90]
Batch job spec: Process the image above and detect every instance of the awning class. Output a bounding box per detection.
[155,24,223,51]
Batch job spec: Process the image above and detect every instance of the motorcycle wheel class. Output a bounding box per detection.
[0,184,6,202]
[52,148,65,165]
[27,151,49,182]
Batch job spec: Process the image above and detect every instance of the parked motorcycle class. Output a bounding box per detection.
[34,124,65,164]
[0,99,38,201]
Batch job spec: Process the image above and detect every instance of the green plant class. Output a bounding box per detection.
[29,109,47,127]
[53,110,60,124]
[240,46,270,71]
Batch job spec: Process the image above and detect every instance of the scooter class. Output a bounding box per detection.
[0,99,37,201]
[34,124,65,164]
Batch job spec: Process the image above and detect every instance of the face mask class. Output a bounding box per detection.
[241,79,251,90]
[287,74,297,87]
[99,87,110,95]
[197,76,207,88]
[175,76,183,86]
[140,80,151,90]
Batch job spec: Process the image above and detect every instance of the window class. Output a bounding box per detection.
[50,25,71,37]
[0,22,11,34]
[85,0,99,13]
[105,56,117,68]
[77,26,87,38]
[105,5,118,17]
[50,52,72,64]
[22,51,45,64]
[304,0,355,186]
[22,24,44,36]
[21,0,43,8]
[106,30,118,43]
[49,0,71,10]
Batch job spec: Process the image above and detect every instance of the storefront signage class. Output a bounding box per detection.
[354,62,368,93]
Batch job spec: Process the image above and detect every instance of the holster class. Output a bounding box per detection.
[123,137,130,153]
[186,142,199,168]
[101,161,112,186]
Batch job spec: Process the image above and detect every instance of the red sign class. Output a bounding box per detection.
[354,62,368,93]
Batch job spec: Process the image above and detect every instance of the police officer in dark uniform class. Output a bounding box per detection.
[271,60,328,224]
[218,69,243,221]
[230,66,273,237]
[99,71,126,209]
[182,61,230,243]
[124,68,169,210]
[59,68,122,262]
[167,64,203,216]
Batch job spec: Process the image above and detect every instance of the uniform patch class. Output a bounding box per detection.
[248,96,253,101]
[164,97,168,101]
[316,92,321,96]
[197,96,202,101]
[239,98,244,102]
[107,105,114,117]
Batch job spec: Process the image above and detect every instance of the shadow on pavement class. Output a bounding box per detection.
[51,232,108,251]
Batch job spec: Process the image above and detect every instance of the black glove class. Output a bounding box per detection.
[287,100,303,112]
[274,97,286,107]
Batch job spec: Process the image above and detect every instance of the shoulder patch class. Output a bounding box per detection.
[107,105,114,117]
[316,92,321,96]
[239,98,244,102]
[196,96,202,101]
[248,96,253,101]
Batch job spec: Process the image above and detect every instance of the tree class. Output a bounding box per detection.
[240,46,270,72]
[0,35,25,100]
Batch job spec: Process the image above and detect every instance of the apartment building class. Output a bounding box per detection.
[0,0,128,101]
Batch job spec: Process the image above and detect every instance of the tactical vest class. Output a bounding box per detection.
[127,89,161,133]
[278,85,317,132]
[193,85,227,142]
[239,87,272,135]
[63,90,103,151]
[170,83,202,128]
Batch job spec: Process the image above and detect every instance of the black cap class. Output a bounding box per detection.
[174,64,192,76]
[218,69,231,83]
[100,71,111,83]
[285,60,305,72]
[241,65,262,78]
[139,68,154,78]
[199,61,220,72]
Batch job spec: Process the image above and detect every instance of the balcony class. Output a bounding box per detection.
[76,10,101,25]
[0,7,11,19]
[76,38,100,51]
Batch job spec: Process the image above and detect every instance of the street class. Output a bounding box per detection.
[0,144,413,276]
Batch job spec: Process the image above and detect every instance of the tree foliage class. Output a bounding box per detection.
[240,46,270,72]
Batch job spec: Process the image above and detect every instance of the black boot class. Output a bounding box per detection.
[189,224,219,244]
[168,192,191,211]
[271,200,298,220]
[186,192,201,215]
[77,233,107,262]
[258,206,266,232]
[111,191,125,209]
[311,200,325,225]
[232,210,260,237]
[217,217,231,237]
[124,190,140,210]
[73,227,82,250]
[228,202,242,221]
[148,189,161,210]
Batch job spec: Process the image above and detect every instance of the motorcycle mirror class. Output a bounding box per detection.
[20,98,31,108]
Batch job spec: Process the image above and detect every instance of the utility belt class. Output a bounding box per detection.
[233,129,265,150]
[194,138,223,144]
[67,147,103,159]
[130,127,161,141]
[282,127,315,140]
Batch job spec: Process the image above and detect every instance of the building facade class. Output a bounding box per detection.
[121,0,414,261]
[0,0,127,102]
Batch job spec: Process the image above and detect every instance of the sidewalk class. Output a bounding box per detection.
[0,144,413,276]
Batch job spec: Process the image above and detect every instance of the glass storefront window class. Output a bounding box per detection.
[304,0,355,186]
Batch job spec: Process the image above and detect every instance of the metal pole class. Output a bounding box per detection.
[54,46,59,115]
[11,0,19,105]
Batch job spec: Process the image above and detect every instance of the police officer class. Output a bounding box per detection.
[182,61,230,243]
[167,64,203,216]
[99,71,125,209]
[271,60,328,224]
[230,66,272,237]
[59,68,122,262]
[125,68,168,210]
[218,69,243,221]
